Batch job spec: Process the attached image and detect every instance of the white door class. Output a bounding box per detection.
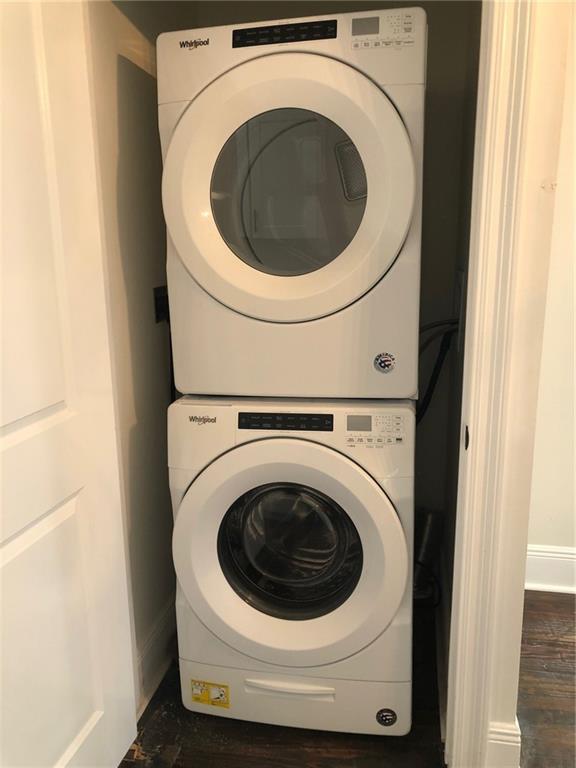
[173,438,408,667]
[1,3,136,766]
[162,52,415,322]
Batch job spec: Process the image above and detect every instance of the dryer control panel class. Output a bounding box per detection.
[232,19,337,48]
[351,10,416,50]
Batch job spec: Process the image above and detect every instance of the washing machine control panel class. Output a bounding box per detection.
[236,410,407,447]
[238,412,334,431]
[345,413,406,448]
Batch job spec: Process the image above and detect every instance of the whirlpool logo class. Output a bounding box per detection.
[179,38,209,49]
[189,415,217,425]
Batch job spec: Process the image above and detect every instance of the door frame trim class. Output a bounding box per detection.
[446,1,568,766]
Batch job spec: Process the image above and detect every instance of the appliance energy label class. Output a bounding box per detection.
[191,679,230,708]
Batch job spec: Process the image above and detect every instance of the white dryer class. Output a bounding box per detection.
[169,397,414,734]
[158,8,427,398]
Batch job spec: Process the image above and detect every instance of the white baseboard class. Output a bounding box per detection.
[485,720,521,768]
[525,545,576,594]
[136,597,176,718]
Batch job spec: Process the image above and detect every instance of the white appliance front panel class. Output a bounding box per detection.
[157,8,427,105]
[167,397,416,480]
[167,241,420,398]
[168,398,414,735]
[172,438,408,667]
[178,659,411,735]
[162,52,415,323]
[172,479,413,684]
[162,78,423,399]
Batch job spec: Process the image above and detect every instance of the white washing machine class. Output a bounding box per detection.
[169,397,414,735]
[158,8,427,398]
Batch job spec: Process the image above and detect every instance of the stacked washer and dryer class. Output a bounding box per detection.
[158,8,427,736]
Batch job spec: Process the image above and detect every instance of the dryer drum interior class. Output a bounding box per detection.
[210,108,368,277]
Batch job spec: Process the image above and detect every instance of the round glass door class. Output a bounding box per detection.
[211,109,367,277]
[217,482,363,620]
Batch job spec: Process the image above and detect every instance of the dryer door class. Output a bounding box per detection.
[172,439,409,667]
[162,52,415,323]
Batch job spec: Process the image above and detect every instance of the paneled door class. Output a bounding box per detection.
[1,3,136,766]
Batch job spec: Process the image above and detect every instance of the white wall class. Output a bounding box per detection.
[526,11,575,593]
[84,1,176,710]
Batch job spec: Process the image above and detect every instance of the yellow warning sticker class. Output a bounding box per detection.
[191,679,230,709]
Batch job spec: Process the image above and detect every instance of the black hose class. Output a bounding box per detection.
[419,325,457,355]
[417,329,456,423]
[420,318,459,333]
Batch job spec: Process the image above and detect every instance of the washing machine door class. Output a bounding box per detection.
[172,439,409,667]
[162,52,415,323]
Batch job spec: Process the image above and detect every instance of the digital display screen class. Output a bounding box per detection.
[347,415,372,432]
[352,17,380,36]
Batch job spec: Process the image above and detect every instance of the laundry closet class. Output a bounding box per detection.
[107,0,482,727]
[8,1,546,766]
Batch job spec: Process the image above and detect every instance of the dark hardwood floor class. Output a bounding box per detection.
[517,590,575,768]
[120,591,575,768]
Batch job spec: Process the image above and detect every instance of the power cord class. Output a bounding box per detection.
[417,320,460,424]
[419,322,458,354]
[414,559,442,607]
[420,318,459,333]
